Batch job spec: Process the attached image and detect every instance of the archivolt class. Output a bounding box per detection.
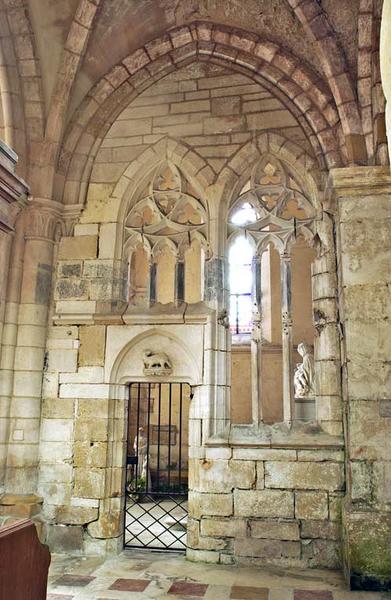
[56,22,356,207]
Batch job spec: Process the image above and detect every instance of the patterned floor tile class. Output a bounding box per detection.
[55,574,95,587]
[230,585,269,599]
[108,578,151,592]
[168,580,209,596]
[294,591,333,600]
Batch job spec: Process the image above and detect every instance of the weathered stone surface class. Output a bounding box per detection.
[305,539,341,569]
[300,520,341,541]
[200,517,247,538]
[58,236,98,260]
[234,490,294,518]
[265,461,344,491]
[59,263,82,278]
[295,491,328,520]
[189,492,233,518]
[351,461,372,503]
[74,418,108,442]
[211,96,241,115]
[249,519,300,541]
[79,325,106,366]
[232,448,297,461]
[74,441,108,468]
[47,524,83,553]
[73,468,106,498]
[234,537,301,559]
[56,505,98,525]
[380,400,391,417]
[191,459,255,493]
[87,511,122,539]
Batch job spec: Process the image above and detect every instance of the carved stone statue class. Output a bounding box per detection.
[217,309,229,329]
[133,427,151,489]
[143,349,172,375]
[294,342,315,398]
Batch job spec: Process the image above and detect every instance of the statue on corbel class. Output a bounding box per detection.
[294,342,315,398]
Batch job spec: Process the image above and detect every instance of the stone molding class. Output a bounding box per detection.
[22,203,64,242]
[329,166,391,196]
[0,141,29,233]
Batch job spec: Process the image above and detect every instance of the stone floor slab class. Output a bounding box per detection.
[168,580,209,596]
[230,585,269,599]
[46,551,386,599]
[55,574,95,587]
[109,578,151,592]
[294,591,333,600]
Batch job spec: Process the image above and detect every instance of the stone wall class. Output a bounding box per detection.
[188,445,344,568]
[35,56,347,566]
[333,167,391,589]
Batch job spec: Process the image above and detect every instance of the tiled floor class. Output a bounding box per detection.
[47,550,389,600]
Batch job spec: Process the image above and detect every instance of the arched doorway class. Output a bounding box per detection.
[124,381,191,551]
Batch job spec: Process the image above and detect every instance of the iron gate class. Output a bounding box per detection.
[124,382,190,551]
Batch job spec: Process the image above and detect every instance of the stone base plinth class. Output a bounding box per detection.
[343,506,391,591]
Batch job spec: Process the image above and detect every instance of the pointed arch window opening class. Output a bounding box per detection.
[228,156,318,425]
[124,161,209,306]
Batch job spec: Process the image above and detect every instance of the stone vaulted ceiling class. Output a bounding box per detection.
[28,0,360,123]
[0,0,385,198]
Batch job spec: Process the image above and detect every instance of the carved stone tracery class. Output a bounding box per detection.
[228,154,318,425]
[125,162,209,260]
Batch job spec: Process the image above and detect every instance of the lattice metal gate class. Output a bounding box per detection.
[124,382,190,551]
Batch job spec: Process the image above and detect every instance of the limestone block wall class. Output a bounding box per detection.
[33,48,347,567]
[188,446,344,568]
[333,167,391,588]
[38,316,224,554]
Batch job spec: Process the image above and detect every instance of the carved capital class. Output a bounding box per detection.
[23,205,64,242]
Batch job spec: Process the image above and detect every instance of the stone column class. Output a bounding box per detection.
[251,255,262,425]
[5,203,60,495]
[331,167,391,590]
[149,261,157,304]
[175,260,185,305]
[280,252,294,424]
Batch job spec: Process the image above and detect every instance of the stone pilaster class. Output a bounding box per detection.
[5,201,61,494]
[331,166,391,590]
[0,141,29,494]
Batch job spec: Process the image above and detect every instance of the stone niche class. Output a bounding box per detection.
[106,323,204,386]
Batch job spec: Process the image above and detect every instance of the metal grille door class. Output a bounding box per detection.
[124,382,190,551]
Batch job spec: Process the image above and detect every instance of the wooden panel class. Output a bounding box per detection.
[0,519,51,600]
